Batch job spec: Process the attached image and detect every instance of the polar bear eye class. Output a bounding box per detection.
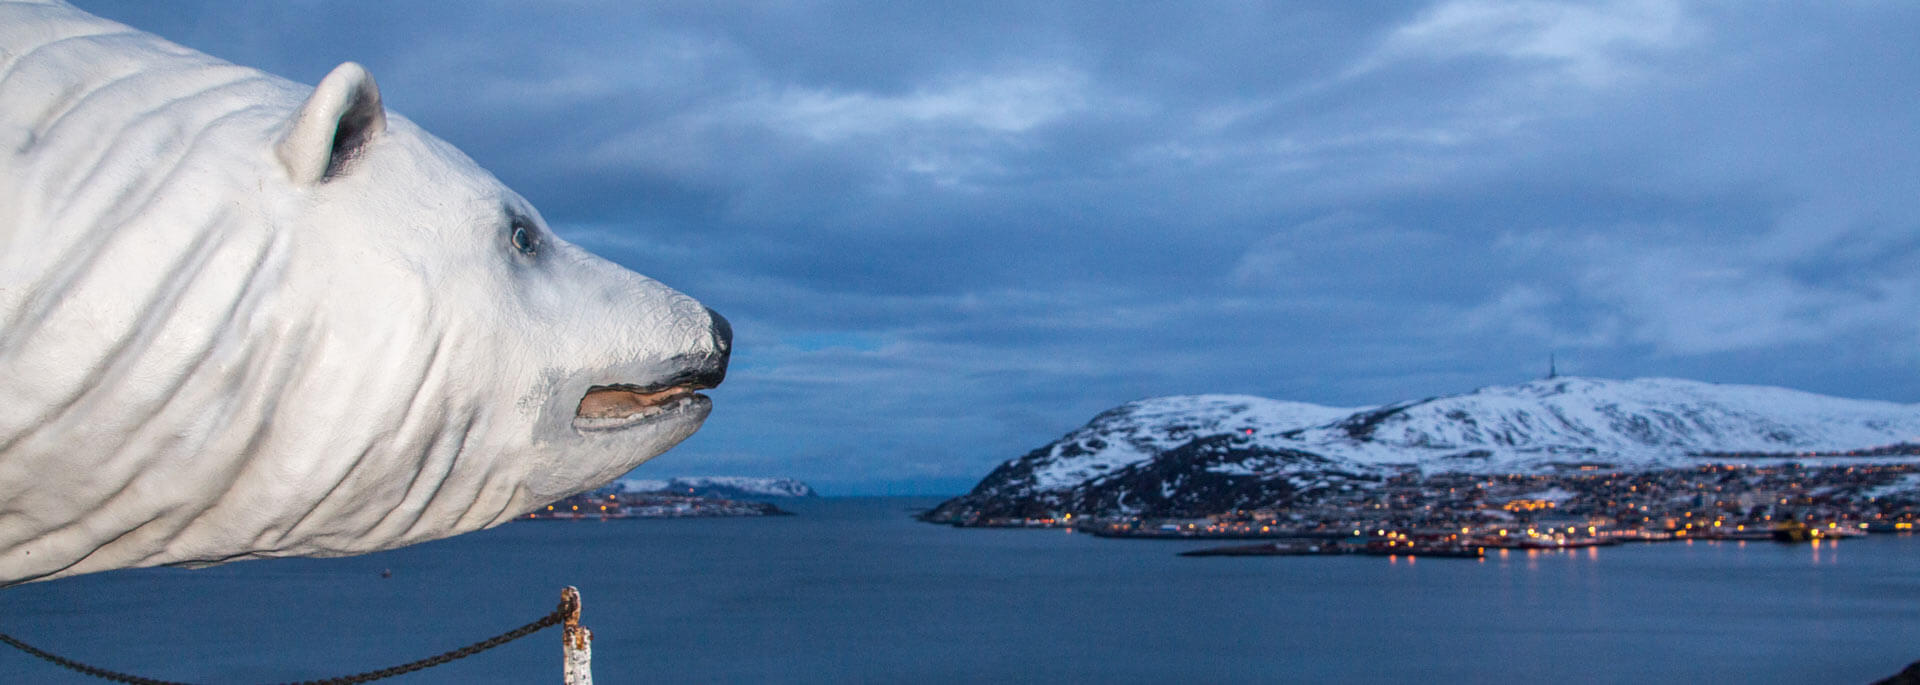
[508,217,538,255]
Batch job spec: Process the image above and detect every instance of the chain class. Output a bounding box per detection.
[0,632,186,685]
[0,589,579,685]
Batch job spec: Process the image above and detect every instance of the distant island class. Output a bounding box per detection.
[525,476,816,520]
[922,377,1919,555]
[616,476,818,499]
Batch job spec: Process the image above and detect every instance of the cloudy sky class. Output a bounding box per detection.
[75,1,1920,494]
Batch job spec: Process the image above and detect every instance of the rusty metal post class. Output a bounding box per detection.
[561,586,593,685]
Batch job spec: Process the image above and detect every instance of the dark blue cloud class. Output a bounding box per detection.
[73,0,1920,493]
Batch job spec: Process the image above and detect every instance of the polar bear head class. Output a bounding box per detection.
[252,63,731,532]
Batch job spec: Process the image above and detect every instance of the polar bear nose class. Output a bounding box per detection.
[691,307,731,388]
[707,307,732,357]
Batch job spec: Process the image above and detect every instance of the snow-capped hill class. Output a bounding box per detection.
[1290,377,1920,469]
[615,477,816,499]
[926,377,1920,522]
[973,395,1365,498]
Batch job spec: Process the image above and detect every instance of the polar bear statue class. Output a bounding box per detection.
[0,0,731,585]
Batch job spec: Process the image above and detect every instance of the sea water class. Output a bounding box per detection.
[3,497,1916,684]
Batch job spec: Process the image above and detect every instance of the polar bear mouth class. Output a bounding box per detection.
[572,383,712,432]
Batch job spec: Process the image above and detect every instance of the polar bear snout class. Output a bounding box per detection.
[667,306,731,390]
[670,306,732,393]
[569,306,730,432]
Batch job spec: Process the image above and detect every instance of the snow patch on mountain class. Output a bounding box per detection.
[1286,377,1920,471]
[1867,473,1920,500]
[985,395,1365,496]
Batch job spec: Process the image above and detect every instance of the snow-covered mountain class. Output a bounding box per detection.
[932,377,1920,520]
[613,476,817,499]
[1300,376,1920,470]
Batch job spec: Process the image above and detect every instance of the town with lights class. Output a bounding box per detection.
[990,462,1919,558]
[523,491,791,520]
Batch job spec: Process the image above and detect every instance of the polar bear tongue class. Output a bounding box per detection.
[576,384,699,420]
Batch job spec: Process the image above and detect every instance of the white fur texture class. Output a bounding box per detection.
[0,1,729,584]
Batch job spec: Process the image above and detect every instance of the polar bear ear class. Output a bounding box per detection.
[277,62,388,184]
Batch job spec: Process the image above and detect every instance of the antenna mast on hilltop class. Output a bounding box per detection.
[1546,353,1558,379]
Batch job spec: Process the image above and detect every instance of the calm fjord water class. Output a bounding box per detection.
[3,497,1916,684]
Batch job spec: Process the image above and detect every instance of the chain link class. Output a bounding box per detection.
[1,589,579,685]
